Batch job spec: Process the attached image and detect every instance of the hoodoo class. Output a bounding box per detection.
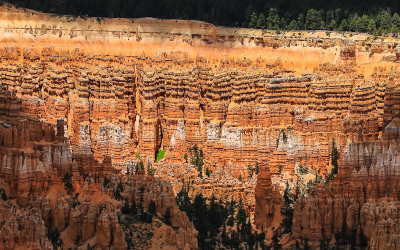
[0,3,400,249]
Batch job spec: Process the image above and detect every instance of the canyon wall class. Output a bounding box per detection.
[0,4,399,249]
[292,81,400,248]
[0,73,197,249]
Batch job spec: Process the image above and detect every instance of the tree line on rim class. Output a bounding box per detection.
[3,0,400,35]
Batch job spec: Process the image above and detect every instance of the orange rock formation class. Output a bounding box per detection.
[0,5,399,249]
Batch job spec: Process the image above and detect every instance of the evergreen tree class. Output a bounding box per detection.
[331,138,339,176]
[163,207,172,225]
[148,201,157,216]
[121,199,131,214]
[249,11,258,28]
[47,228,63,249]
[130,198,138,215]
[62,172,74,194]
[288,20,298,30]
[267,8,280,30]
[192,194,211,249]
[0,188,7,201]
[176,180,191,214]
[257,13,266,29]
[377,9,392,32]
[305,9,324,30]
[190,145,204,176]
[347,16,358,31]
[271,229,282,249]
[5,0,400,34]
[280,183,294,234]
[205,167,210,177]
[328,19,337,30]
[1,192,6,201]
[392,13,400,27]
[244,5,255,26]
[113,181,123,200]
[338,19,348,31]
[390,24,400,33]
[297,13,305,30]
[255,162,259,175]
[358,14,371,32]
[280,16,288,30]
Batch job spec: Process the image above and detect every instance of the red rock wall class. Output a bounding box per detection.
[0,84,197,249]
[291,82,400,248]
[0,6,399,249]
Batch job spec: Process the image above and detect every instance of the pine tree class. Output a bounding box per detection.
[62,172,74,194]
[392,13,400,27]
[122,199,130,214]
[347,16,358,31]
[328,19,336,30]
[249,11,258,28]
[148,201,157,215]
[377,9,392,32]
[163,207,172,225]
[257,13,266,29]
[297,13,305,30]
[338,19,348,31]
[176,180,191,214]
[305,9,324,30]
[280,183,294,234]
[267,8,280,30]
[331,138,339,176]
[358,15,370,32]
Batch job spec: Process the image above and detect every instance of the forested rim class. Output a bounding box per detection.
[3,0,400,35]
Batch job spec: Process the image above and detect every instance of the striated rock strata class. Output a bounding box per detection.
[0,84,197,249]
[292,83,400,248]
[0,5,399,249]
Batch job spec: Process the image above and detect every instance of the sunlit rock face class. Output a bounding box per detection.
[0,5,400,249]
[292,84,400,248]
[0,85,197,249]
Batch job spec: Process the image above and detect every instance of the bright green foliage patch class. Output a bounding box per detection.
[155,150,166,163]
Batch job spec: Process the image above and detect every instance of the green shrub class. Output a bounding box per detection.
[155,150,166,163]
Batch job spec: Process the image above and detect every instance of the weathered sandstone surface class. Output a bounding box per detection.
[0,4,399,249]
[0,85,197,249]
[292,84,400,248]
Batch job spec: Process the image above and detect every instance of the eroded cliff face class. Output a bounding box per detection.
[0,84,197,249]
[292,83,400,248]
[0,4,400,249]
